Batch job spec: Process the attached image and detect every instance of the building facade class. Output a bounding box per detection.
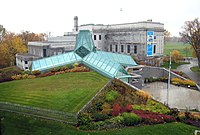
[16,16,164,70]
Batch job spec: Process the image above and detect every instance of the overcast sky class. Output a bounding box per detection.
[1,0,200,36]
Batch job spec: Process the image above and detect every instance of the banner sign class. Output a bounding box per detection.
[147,31,154,56]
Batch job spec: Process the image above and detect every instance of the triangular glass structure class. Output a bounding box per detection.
[31,30,137,81]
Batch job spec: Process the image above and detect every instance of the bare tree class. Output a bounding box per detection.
[180,18,200,68]
[164,30,171,44]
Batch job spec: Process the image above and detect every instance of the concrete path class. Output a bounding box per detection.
[143,82,200,110]
[176,58,200,85]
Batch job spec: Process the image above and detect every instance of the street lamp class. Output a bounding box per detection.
[167,52,171,105]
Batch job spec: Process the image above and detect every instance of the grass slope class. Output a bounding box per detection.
[190,66,200,74]
[0,72,109,113]
[1,111,199,135]
[164,42,193,57]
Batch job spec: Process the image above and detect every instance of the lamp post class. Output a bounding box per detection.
[167,52,171,105]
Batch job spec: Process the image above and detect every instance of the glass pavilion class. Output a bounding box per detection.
[31,30,137,82]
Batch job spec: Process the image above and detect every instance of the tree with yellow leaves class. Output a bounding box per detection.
[172,50,182,63]
[0,32,27,67]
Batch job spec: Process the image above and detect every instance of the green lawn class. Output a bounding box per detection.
[1,111,199,135]
[164,42,193,57]
[190,66,200,74]
[162,61,190,69]
[0,72,109,113]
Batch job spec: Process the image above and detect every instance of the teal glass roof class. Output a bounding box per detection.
[31,52,82,71]
[31,30,137,81]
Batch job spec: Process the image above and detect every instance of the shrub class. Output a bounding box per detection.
[121,104,133,113]
[66,64,74,69]
[182,80,196,87]
[102,102,112,115]
[136,90,151,99]
[27,75,36,79]
[95,102,103,111]
[73,63,79,67]
[112,103,121,116]
[38,72,53,77]
[92,113,110,122]
[50,67,60,72]
[22,70,32,75]
[132,110,175,124]
[22,74,29,79]
[60,66,67,71]
[0,67,22,82]
[177,112,186,122]
[105,90,119,102]
[171,78,196,87]
[77,113,92,126]
[107,115,124,124]
[79,121,105,130]
[32,70,41,75]
[121,112,141,126]
[132,100,170,114]
[11,74,22,80]
[55,71,65,75]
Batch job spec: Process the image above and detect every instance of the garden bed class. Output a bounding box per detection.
[77,79,174,130]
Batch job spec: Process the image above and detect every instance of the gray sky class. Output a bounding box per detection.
[1,0,200,36]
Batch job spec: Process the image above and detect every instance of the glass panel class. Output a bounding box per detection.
[97,58,104,67]
[57,55,65,64]
[105,62,113,72]
[101,60,109,70]
[39,60,47,67]
[45,58,53,67]
[51,56,59,65]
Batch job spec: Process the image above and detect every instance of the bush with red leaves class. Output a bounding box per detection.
[112,103,121,116]
[121,104,133,113]
[132,110,175,124]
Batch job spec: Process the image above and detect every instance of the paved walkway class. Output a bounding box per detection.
[143,82,200,110]
[176,58,200,85]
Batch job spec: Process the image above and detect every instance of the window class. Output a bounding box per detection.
[134,46,137,54]
[99,35,101,40]
[43,49,47,57]
[154,36,156,39]
[121,45,124,52]
[25,67,28,69]
[115,45,118,52]
[127,45,130,53]
[94,35,96,40]
[25,61,28,64]
[110,45,112,52]
[154,45,156,53]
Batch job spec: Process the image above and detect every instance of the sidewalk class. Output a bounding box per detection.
[176,58,200,85]
[143,82,200,110]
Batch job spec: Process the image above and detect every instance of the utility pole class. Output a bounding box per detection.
[167,52,171,105]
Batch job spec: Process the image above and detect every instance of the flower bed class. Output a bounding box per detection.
[11,64,91,80]
[171,78,196,87]
[132,110,175,124]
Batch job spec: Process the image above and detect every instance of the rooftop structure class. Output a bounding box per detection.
[32,30,137,81]
[16,16,164,71]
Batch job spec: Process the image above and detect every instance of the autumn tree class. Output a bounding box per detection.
[172,50,182,63]
[19,31,46,45]
[180,18,200,68]
[0,32,27,67]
